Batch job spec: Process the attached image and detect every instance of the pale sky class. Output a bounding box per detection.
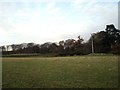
[0,0,119,45]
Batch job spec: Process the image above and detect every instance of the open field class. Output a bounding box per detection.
[2,55,119,88]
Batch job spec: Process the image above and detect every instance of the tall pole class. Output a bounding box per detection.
[91,34,94,54]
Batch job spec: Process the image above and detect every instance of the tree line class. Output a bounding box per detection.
[1,24,120,56]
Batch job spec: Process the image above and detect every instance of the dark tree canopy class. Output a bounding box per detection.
[1,24,120,55]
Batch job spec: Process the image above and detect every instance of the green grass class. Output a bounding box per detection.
[2,55,118,88]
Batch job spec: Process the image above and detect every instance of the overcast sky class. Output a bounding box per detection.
[0,0,119,45]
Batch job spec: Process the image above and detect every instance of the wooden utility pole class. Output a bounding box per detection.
[91,34,94,54]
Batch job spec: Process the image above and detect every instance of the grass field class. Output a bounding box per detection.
[2,55,119,88]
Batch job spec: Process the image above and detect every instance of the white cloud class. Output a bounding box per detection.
[69,1,118,40]
[0,1,119,45]
[0,0,119,3]
[0,27,8,36]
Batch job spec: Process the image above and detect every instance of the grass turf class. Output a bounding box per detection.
[2,55,118,88]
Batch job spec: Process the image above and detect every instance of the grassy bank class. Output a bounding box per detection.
[2,53,58,57]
